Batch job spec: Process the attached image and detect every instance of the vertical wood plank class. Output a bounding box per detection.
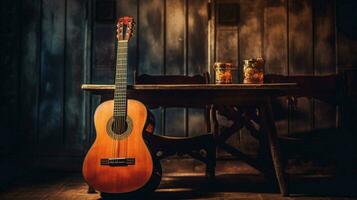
[64,0,86,154]
[264,0,289,136]
[139,0,165,134]
[188,0,209,137]
[83,0,94,152]
[91,1,118,83]
[20,0,41,156]
[208,0,216,78]
[116,0,138,84]
[39,0,66,153]
[288,0,313,75]
[188,0,208,75]
[92,24,115,82]
[0,0,21,184]
[215,1,240,154]
[165,0,186,137]
[165,107,186,137]
[337,34,357,68]
[0,1,23,156]
[166,0,185,75]
[138,0,164,75]
[336,1,357,142]
[89,0,114,145]
[336,0,357,68]
[238,0,265,154]
[314,0,336,75]
[238,0,265,67]
[216,27,238,76]
[264,0,288,75]
[288,0,313,133]
[313,0,337,129]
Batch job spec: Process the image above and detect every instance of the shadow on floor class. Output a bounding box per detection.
[1,171,356,200]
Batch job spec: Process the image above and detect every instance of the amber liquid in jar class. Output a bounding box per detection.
[243,58,264,84]
[214,62,233,84]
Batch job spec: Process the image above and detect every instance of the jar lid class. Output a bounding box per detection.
[243,58,265,66]
[214,62,233,69]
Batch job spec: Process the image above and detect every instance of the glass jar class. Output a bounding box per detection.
[214,62,233,84]
[243,58,264,84]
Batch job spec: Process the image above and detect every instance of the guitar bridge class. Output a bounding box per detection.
[100,158,135,166]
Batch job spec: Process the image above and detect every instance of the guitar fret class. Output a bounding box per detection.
[113,40,129,116]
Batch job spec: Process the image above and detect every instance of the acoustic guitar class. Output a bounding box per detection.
[82,16,161,196]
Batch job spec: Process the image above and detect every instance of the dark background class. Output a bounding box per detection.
[1,0,357,188]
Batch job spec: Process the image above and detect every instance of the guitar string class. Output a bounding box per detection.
[119,45,125,158]
[116,43,123,158]
[121,44,128,158]
[114,41,128,158]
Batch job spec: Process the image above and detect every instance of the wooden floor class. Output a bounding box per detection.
[0,160,356,200]
[1,172,356,200]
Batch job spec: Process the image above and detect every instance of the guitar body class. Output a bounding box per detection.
[83,99,161,194]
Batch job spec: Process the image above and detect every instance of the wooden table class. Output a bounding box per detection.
[82,83,298,196]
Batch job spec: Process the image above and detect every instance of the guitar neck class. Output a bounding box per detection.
[113,40,128,117]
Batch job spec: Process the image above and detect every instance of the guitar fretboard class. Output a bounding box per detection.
[113,40,128,117]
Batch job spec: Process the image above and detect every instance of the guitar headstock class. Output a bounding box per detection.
[116,16,135,41]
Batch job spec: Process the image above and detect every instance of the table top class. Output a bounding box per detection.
[81,83,298,106]
[81,83,298,91]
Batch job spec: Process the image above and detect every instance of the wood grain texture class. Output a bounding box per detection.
[64,0,86,155]
[138,0,165,135]
[264,0,289,136]
[116,0,138,84]
[2,171,357,200]
[239,0,264,61]
[83,99,154,193]
[264,0,288,75]
[288,0,313,75]
[214,0,255,154]
[313,0,337,130]
[238,0,265,154]
[82,83,297,91]
[93,24,116,70]
[288,0,313,134]
[138,0,164,75]
[38,0,66,153]
[166,0,185,75]
[165,0,186,137]
[14,0,351,170]
[336,1,357,68]
[187,0,207,145]
[188,0,208,75]
[18,0,41,159]
[216,27,239,80]
[0,0,21,186]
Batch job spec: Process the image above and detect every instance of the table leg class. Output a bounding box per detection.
[260,98,288,196]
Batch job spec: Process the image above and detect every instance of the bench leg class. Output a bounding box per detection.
[205,138,216,179]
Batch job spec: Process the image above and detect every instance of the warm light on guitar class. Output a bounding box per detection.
[82,16,161,196]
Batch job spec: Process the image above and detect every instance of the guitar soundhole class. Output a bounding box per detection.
[106,116,133,140]
[112,119,127,135]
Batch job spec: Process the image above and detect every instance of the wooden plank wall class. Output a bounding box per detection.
[15,0,88,170]
[214,0,340,154]
[91,0,208,139]
[0,0,355,175]
[0,0,21,185]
